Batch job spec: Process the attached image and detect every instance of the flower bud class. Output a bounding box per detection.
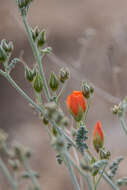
[16,0,33,16]
[93,121,104,152]
[41,47,52,55]
[8,159,20,171]
[7,41,14,53]
[37,30,46,48]
[34,73,43,93]
[0,46,7,62]
[66,91,86,121]
[82,81,94,99]
[61,116,69,127]
[49,72,59,91]
[42,116,49,125]
[52,136,65,151]
[25,66,34,82]
[59,67,70,83]
[1,39,8,52]
[31,26,40,41]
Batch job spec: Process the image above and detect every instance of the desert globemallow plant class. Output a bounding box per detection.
[0,0,127,190]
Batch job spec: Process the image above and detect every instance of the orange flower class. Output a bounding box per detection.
[93,121,104,152]
[67,91,86,121]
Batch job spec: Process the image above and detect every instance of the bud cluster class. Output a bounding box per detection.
[52,136,65,152]
[13,143,32,161]
[25,66,43,93]
[44,102,69,128]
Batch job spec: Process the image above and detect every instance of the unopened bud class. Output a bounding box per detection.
[93,121,104,153]
[81,81,92,99]
[31,26,40,41]
[41,47,52,55]
[0,46,7,62]
[8,159,20,171]
[1,39,8,52]
[42,116,49,125]
[16,0,33,16]
[25,66,34,82]
[7,41,14,53]
[52,136,65,151]
[34,73,43,93]
[49,72,59,91]
[112,105,120,115]
[99,148,111,160]
[59,67,70,83]
[61,116,69,127]
[37,30,46,48]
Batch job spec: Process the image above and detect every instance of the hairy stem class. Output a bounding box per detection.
[22,16,51,101]
[66,152,93,190]
[21,156,41,190]
[62,152,81,190]
[95,164,107,190]
[0,158,18,190]
[120,117,127,135]
[56,81,67,103]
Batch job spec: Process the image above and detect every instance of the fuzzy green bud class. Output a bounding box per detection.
[1,39,8,52]
[31,26,40,41]
[8,159,20,171]
[25,66,34,82]
[52,136,65,152]
[0,46,7,62]
[42,117,49,125]
[82,81,94,99]
[61,116,69,127]
[41,47,52,55]
[59,67,70,83]
[37,30,46,48]
[82,82,90,99]
[49,72,59,91]
[7,41,14,53]
[16,0,33,16]
[34,73,43,93]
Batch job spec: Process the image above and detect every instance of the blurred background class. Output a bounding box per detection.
[0,0,127,189]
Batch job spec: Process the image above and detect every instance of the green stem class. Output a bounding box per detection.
[0,158,18,190]
[35,92,52,138]
[62,152,81,190]
[103,173,119,190]
[95,164,107,190]
[84,98,90,122]
[21,156,40,190]
[56,81,67,103]
[93,176,96,190]
[120,117,127,135]
[22,16,51,101]
[66,153,93,190]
